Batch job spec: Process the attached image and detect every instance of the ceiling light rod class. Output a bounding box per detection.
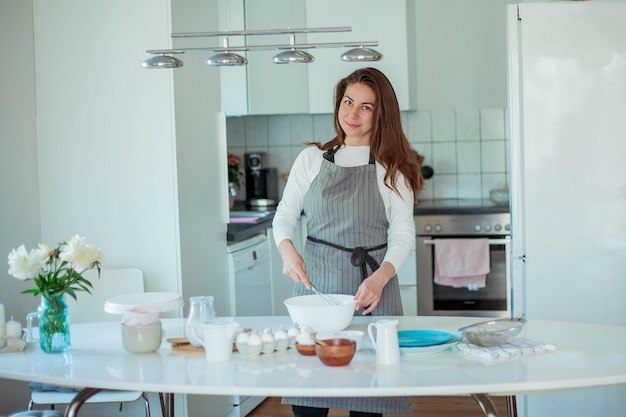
[171,26,351,38]
[146,40,378,56]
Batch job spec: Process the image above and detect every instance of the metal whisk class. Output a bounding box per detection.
[309,283,344,306]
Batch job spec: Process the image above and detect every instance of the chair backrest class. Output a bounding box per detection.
[66,268,144,323]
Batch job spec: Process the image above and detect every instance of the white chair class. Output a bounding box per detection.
[27,268,151,417]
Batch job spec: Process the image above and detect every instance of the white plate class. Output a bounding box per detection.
[104,292,184,314]
[399,331,462,355]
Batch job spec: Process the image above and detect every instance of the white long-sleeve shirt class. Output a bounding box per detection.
[272,145,415,273]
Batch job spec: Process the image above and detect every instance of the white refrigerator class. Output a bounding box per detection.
[507,2,626,417]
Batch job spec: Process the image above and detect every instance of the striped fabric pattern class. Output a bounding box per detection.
[285,152,410,414]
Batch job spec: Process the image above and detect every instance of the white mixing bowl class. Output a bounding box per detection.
[284,294,356,336]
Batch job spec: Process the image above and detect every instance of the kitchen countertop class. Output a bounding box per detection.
[227,199,509,243]
[227,202,276,242]
[227,213,274,242]
[414,199,509,215]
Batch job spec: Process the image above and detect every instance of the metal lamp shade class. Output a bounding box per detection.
[273,49,315,64]
[340,47,383,62]
[141,55,184,69]
[207,52,248,66]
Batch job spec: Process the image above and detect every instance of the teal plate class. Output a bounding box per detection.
[398,329,457,347]
[398,330,462,355]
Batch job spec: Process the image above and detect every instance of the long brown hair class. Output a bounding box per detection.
[307,67,424,202]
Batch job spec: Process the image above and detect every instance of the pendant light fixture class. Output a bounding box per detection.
[142,27,382,68]
[273,49,315,64]
[205,37,247,66]
[141,54,184,69]
[341,46,382,62]
[272,32,314,64]
[207,52,248,66]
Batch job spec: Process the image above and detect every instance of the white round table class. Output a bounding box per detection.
[1,316,625,417]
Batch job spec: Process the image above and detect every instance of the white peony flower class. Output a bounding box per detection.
[33,244,53,271]
[59,235,104,273]
[8,235,103,299]
[7,245,42,280]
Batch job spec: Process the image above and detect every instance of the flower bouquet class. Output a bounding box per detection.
[7,235,103,352]
[228,153,243,192]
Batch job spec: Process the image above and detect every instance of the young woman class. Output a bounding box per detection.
[272,67,425,417]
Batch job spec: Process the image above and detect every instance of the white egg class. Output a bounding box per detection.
[261,332,276,354]
[287,325,300,337]
[295,332,315,345]
[236,331,250,343]
[248,331,263,345]
[235,331,251,355]
[246,331,263,357]
[300,325,315,335]
[274,327,290,351]
[287,324,301,348]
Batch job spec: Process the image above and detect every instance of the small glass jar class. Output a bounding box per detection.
[185,296,217,347]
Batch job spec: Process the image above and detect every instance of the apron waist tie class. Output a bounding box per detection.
[306,236,387,281]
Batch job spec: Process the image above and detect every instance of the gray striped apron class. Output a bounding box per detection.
[283,147,410,414]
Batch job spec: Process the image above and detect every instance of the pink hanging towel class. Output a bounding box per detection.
[434,238,490,288]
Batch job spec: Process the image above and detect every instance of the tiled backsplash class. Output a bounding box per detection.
[226,108,509,201]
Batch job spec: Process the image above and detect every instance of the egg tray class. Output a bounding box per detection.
[166,327,296,356]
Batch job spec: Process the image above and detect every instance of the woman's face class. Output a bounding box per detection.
[338,82,377,146]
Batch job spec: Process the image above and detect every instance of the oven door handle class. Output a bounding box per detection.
[422,238,511,245]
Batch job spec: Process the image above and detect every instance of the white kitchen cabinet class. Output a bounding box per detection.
[224,0,415,115]
[396,242,418,315]
[268,217,307,315]
[268,227,294,316]
[413,0,513,109]
[217,0,248,116]
[243,0,309,115]
[305,0,416,113]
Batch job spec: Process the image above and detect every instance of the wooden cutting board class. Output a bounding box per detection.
[166,337,238,355]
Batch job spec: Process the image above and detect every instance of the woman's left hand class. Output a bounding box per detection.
[354,276,385,315]
[354,262,396,315]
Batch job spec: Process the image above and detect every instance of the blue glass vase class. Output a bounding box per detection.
[37,295,71,353]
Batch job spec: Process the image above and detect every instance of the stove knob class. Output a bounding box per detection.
[484,224,492,232]
[505,224,511,231]
[424,224,432,233]
[494,224,502,232]
[474,224,482,232]
[434,224,442,233]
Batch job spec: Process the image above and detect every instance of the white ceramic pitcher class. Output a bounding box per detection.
[193,320,239,361]
[368,319,400,365]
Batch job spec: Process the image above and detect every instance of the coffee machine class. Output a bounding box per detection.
[245,152,278,208]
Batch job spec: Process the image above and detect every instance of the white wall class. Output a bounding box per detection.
[0,1,42,413]
[0,0,229,415]
[33,0,181,295]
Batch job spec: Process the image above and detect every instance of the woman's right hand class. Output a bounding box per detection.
[277,239,310,288]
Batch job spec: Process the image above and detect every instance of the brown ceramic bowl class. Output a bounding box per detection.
[295,342,317,356]
[315,338,357,366]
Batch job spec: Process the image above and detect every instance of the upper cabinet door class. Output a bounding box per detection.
[305,0,415,114]
[222,0,415,115]
[218,0,248,116]
[244,0,309,115]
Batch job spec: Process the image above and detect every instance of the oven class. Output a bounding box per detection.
[416,211,511,318]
